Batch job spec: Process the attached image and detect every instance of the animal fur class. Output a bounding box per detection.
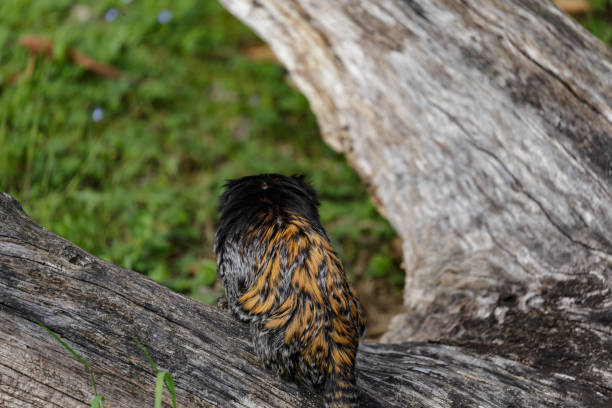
[215,174,365,407]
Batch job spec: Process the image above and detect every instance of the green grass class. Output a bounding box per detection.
[577,0,612,44]
[135,337,178,408]
[0,0,401,304]
[33,316,178,407]
[1,1,609,307]
[32,317,106,407]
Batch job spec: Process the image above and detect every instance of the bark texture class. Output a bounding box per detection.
[216,0,612,404]
[3,0,612,406]
[0,192,609,407]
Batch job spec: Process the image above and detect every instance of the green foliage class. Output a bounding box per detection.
[578,1,612,44]
[2,1,609,303]
[0,0,401,301]
[367,254,393,279]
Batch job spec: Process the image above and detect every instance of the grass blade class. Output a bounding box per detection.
[136,337,178,408]
[134,336,158,372]
[154,371,165,408]
[91,395,105,408]
[31,316,103,405]
[163,372,177,408]
[154,371,177,408]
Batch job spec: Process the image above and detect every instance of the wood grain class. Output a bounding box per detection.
[3,0,612,405]
[217,0,612,404]
[1,192,609,406]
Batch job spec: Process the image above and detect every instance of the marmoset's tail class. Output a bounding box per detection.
[324,369,359,408]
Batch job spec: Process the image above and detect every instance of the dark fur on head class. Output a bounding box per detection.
[215,174,364,408]
[216,174,322,249]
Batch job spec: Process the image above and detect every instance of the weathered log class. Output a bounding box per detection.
[3,0,612,406]
[0,192,609,407]
[218,0,612,401]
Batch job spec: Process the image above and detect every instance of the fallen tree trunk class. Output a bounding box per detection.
[0,192,608,407]
[216,0,612,403]
[3,0,612,406]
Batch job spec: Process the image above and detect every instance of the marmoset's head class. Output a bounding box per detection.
[219,174,319,220]
[215,174,322,251]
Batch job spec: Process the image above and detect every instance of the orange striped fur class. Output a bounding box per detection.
[215,174,364,407]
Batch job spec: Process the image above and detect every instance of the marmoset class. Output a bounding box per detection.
[215,174,365,408]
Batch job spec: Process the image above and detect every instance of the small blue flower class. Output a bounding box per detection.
[157,10,172,24]
[92,107,104,122]
[105,8,119,22]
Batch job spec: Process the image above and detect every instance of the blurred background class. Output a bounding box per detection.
[1,0,610,340]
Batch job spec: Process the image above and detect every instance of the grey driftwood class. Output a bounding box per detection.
[2,0,612,406]
[0,192,608,407]
[217,0,612,404]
